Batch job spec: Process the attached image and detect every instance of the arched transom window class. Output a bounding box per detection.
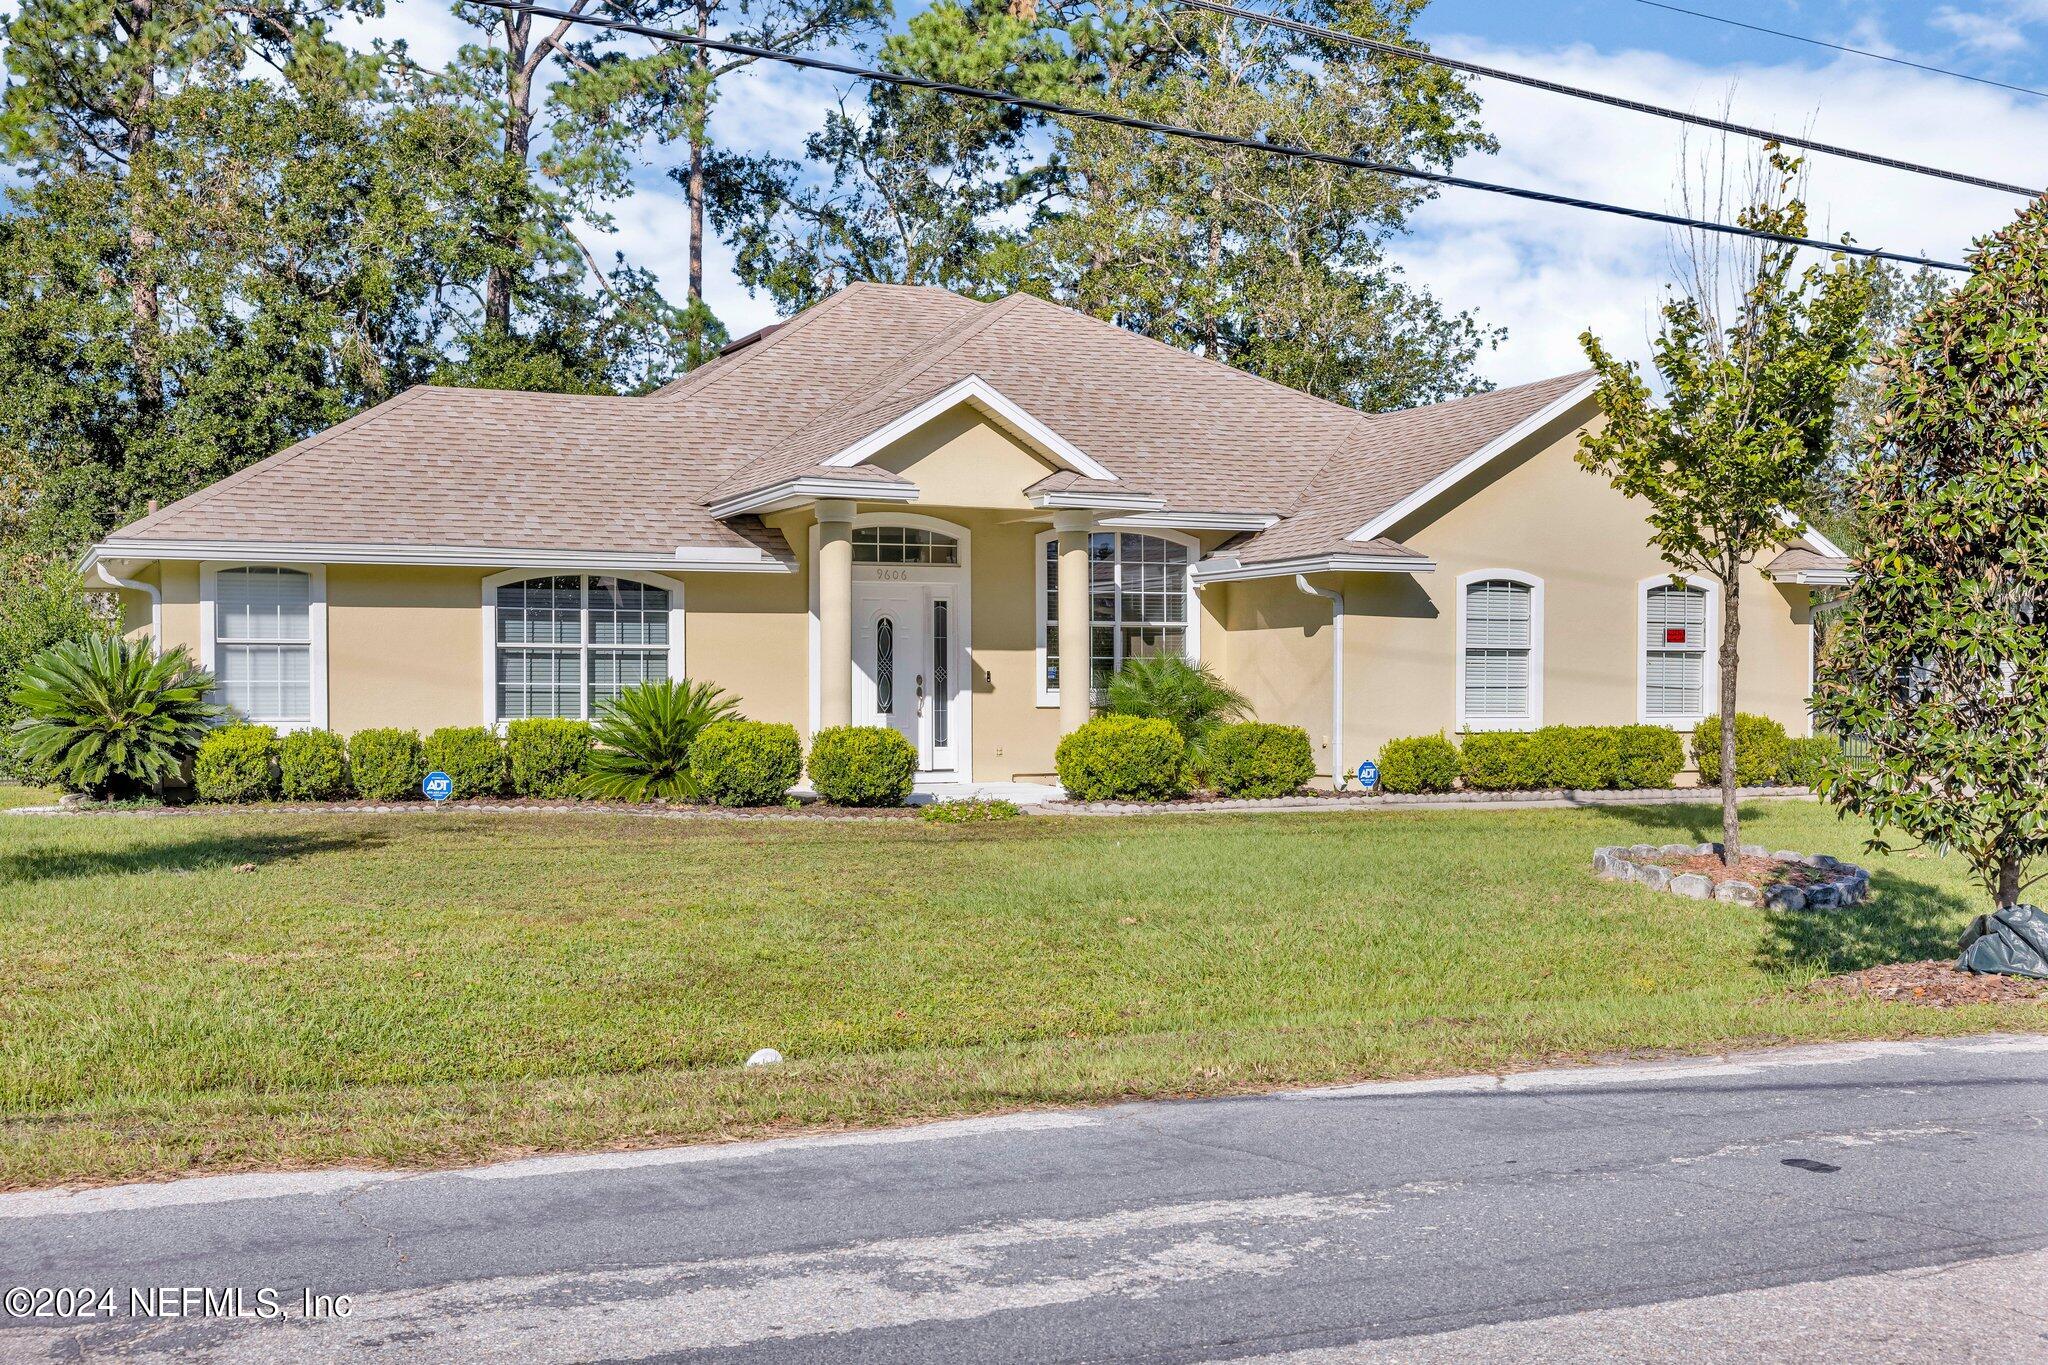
[853,526,958,565]
[1041,531,1193,703]
[494,574,676,720]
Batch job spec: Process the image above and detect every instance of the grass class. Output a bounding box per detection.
[0,784,55,809]
[0,800,2038,1190]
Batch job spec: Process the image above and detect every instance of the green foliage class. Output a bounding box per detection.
[194,724,281,802]
[578,679,740,803]
[1205,722,1314,798]
[5,636,222,798]
[807,725,918,807]
[921,797,1022,824]
[1524,725,1621,790]
[422,726,507,800]
[1375,734,1459,794]
[1103,655,1249,747]
[505,718,592,799]
[1458,731,1540,791]
[690,720,802,807]
[279,729,350,802]
[1814,198,2048,906]
[1779,734,1842,788]
[0,556,112,778]
[1615,725,1686,790]
[1054,715,1187,803]
[346,728,423,802]
[1691,713,1789,787]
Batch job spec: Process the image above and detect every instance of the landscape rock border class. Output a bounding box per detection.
[1594,843,1870,910]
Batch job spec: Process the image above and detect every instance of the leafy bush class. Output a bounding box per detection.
[690,720,802,806]
[1691,712,1790,787]
[578,679,739,802]
[1458,731,1541,791]
[1055,715,1187,802]
[348,728,424,801]
[807,725,918,806]
[194,724,280,802]
[506,718,592,798]
[0,557,113,781]
[280,729,350,801]
[1376,734,1459,794]
[1525,725,1621,790]
[1614,725,1685,789]
[6,637,223,799]
[1104,655,1249,750]
[1206,722,1314,798]
[1779,733,1842,787]
[423,726,507,799]
[922,798,1022,824]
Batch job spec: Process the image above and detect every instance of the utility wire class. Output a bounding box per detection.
[1631,0,2048,102]
[1174,0,2040,198]
[468,0,1970,272]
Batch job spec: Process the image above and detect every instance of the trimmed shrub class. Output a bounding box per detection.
[1458,731,1541,791]
[423,726,507,799]
[1055,715,1187,802]
[194,724,280,802]
[1206,722,1314,798]
[506,718,593,798]
[1691,712,1790,787]
[691,720,802,807]
[1779,733,1843,787]
[348,728,424,801]
[1614,724,1685,789]
[922,798,1022,824]
[1526,725,1621,790]
[279,729,350,801]
[807,725,918,806]
[1376,734,1459,794]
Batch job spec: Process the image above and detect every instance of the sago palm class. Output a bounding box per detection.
[1104,654,1249,746]
[576,678,740,802]
[7,636,225,799]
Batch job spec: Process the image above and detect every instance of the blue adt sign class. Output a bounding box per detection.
[1355,759,1380,791]
[422,770,454,803]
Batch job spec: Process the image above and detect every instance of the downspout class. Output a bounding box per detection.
[1295,575,1344,789]
[94,560,162,651]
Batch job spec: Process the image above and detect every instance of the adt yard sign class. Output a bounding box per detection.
[1355,759,1380,791]
[423,770,454,803]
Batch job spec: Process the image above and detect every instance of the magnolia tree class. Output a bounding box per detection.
[1579,152,1870,865]
[1814,199,2048,909]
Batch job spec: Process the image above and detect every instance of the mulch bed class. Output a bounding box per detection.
[1653,851,1834,889]
[1809,960,2048,1007]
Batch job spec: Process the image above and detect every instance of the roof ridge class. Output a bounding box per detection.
[650,284,875,405]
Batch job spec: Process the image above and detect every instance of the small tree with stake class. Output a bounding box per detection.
[1814,199,2048,909]
[1578,151,1870,866]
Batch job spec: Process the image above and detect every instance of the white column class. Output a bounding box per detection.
[1054,510,1095,735]
[816,500,856,729]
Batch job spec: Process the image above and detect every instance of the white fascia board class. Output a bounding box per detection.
[707,476,920,520]
[821,374,1120,483]
[1773,507,1851,561]
[1190,551,1435,585]
[1101,511,1282,532]
[1347,377,1601,544]
[89,538,793,574]
[1775,568,1857,587]
[1028,488,1166,512]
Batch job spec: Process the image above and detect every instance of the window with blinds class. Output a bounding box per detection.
[495,575,671,720]
[213,567,312,723]
[1043,532,1191,702]
[1461,578,1534,725]
[1644,583,1710,722]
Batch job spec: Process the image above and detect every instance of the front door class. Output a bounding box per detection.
[852,584,960,776]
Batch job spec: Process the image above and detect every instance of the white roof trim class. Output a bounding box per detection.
[1190,551,1435,585]
[1028,488,1166,512]
[707,475,920,520]
[820,374,1120,483]
[1347,377,1600,544]
[85,539,794,574]
[1774,508,1850,561]
[1101,511,1282,532]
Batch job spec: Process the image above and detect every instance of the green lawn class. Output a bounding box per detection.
[0,801,2037,1190]
[0,785,55,809]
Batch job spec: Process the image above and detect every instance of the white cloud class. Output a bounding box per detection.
[1932,7,2029,54]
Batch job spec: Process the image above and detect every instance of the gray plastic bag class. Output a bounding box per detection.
[1957,904,2048,980]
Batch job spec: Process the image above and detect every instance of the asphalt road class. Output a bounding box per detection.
[4,1034,2046,1362]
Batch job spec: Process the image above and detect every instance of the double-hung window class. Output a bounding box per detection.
[211,566,315,726]
[1643,580,1711,725]
[1458,573,1540,729]
[492,574,679,721]
[1040,531,1194,704]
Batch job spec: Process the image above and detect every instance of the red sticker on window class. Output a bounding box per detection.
[1666,627,1688,644]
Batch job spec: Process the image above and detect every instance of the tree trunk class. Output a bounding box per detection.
[124,0,163,417]
[485,14,534,338]
[1718,575,1741,867]
[1998,853,2022,909]
[683,0,710,366]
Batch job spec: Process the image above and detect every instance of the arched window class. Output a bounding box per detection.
[1038,531,1194,704]
[1642,578,1712,726]
[490,574,680,721]
[852,525,959,565]
[211,566,315,725]
[1458,572,1541,730]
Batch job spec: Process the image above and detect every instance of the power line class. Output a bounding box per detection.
[1174,0,2041,198]
[1631,0,2048,102]
[469,0,1971,273]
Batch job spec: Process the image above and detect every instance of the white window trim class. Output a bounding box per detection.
[1455,568,1543,732]
[1637,573,1720,729]
[481,568,687,727]
[199,562,328,733]
[1034,526,1203,709]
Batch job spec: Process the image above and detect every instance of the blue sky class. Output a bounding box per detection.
[339,0,2048,383]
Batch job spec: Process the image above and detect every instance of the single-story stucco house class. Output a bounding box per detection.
[82,283,1850,789]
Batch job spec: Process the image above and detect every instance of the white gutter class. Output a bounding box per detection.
[87,538,794,574]
[707,476,919,520]
[1295,574,1345,790]
[1190,551,1434,585]
[1028,489,1166,512]
[93,561,161,648]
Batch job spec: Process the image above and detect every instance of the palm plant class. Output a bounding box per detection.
[576,678,740,802]
[7,636,225,799]
[1103,654,1250,747]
